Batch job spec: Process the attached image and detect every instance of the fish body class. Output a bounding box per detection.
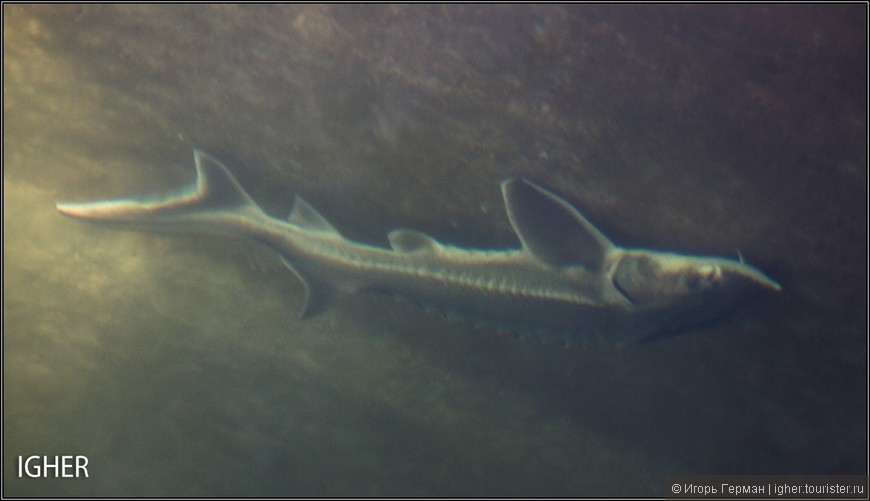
[57,151,780,345]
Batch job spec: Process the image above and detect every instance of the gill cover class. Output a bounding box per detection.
[613,251,724,306]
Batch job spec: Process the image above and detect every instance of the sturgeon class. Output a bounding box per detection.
[56,150,780,345]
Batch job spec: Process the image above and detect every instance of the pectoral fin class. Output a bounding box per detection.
[501,178,614,269]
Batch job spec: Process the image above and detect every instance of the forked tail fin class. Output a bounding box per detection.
[56,150,265,230]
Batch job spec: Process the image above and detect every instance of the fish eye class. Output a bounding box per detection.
[707,265,722,287]
[687,265,722,291]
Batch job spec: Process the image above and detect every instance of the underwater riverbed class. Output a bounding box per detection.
[4,5,866,496]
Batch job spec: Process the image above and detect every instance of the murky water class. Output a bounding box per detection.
[4,5,865,496]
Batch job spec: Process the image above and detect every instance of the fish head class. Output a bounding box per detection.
[612,249,781,316]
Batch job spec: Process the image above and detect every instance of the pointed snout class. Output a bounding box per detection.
[720,261,781,293]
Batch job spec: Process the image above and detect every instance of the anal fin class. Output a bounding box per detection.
[281,257,336,318]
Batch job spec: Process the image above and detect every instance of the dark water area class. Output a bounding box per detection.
[3,4,866,496]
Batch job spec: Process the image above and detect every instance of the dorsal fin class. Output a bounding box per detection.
[288,196,340,235]
[388,229,441,253]
[501,178,614,269]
